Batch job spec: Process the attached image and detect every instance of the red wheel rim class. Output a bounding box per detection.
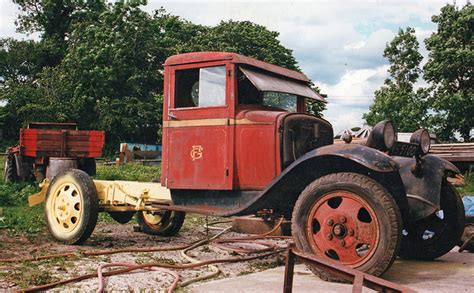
[306,190,380,267]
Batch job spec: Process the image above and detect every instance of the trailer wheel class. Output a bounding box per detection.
[291,172,402,281]
[399,181,465,260]
[77,158,97,176]
[3,155,18,183]
[45,169,98,244]
[137,210,185,236]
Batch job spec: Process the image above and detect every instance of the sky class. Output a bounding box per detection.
[0,0,465,133]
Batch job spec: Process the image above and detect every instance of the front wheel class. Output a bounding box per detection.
[291,172,402,281]
[137,210,185,236]
[45,169,98,244]
[398,181,465,260]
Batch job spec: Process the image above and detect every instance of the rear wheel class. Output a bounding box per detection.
[45,169,98,244]
[109,211,136,224]
[137,210,185,236]
[3,155,18,183]
[292,173,402,281]
[399,181,465,260]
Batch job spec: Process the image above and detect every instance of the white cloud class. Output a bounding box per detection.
[1,0,464,133]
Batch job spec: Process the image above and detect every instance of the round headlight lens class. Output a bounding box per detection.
[366,120,397,151]
[410,129,431,155]
[383,121,396,149]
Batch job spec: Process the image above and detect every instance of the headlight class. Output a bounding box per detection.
[366,120,396,151]
[410,129,431,155]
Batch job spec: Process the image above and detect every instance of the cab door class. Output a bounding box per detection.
[164,61,234,190]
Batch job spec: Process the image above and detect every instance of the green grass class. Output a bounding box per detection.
[95,163,161,182]
[458,173,474,195]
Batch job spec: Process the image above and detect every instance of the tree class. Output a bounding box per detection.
[423,3,473,142]
[1,2,321,146]
[364,27,427,132]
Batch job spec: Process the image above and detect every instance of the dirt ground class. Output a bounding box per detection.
[0,215,289,292]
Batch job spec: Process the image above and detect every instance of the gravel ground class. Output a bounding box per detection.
[0,215,289,292]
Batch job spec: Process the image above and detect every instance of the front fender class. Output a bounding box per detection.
[392,155,460,221]
[234,144,408,219]
[312,144,400,172]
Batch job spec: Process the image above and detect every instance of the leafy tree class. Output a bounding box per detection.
[424,3,473,142]
[364,27,427,132]
[1,2,324,146]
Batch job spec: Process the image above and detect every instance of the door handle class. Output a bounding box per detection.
[168,113,178,120]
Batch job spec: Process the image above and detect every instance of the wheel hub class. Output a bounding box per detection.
[332,223,346,238]
[49,183,82,233]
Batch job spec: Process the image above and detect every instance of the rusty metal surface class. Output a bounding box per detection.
[393,155,460,221]
[45,157,78,180]
[283,244,416,293]
[231,216,291,236]
[429,143,474,162]
[164,52,310,82]
[19,128,105,158]
[239,67,323,101]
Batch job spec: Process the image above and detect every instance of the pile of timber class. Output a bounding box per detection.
[429,143,474,163]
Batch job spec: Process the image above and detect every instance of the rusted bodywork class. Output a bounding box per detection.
[158,52,458,223]
[6,122,105,181]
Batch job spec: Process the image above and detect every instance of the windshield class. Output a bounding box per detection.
[238,70,299,112]
[262,92,297,112]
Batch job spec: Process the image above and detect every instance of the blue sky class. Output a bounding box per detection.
[0,0,464,133]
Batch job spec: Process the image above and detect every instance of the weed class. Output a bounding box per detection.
[458,173,474,195]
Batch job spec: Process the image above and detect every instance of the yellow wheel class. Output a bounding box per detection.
[45,169,98,244]
[137,210,185,236]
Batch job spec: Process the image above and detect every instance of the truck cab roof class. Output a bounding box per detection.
[164,51,310,83]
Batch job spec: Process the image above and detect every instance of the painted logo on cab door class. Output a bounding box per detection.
[190,145,203,161]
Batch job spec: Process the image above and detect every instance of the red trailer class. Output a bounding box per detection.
[4,122,105,183]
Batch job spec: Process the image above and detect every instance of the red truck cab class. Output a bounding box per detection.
[161,52,331,191]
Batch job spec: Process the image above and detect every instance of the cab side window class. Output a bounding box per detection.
[174,66,226,108]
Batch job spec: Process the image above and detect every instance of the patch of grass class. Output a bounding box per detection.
[0,205,44,233]
[95,163,161,182]
[7,261,60,288]
[0,182,38,206]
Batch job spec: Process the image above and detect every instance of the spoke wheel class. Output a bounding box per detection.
[292,173,402,281]
[137,210,185,236]
[399,181,465,260]
[45,169,98,244]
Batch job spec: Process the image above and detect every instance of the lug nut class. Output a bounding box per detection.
[340,216,346,223]
[327,234,333,240]
[348,229,354,236]
[340,240,345,247]
[327,219,334,226]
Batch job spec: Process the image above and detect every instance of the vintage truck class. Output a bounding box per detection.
[28,52,465,280]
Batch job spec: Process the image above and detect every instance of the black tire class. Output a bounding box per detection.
[291,172,402,281]
[44,169,99,244]
[109,211,136,224]
[3,155,18,183]
[77,158,97,176]
[399,181,465,260]
[136,210,185,236]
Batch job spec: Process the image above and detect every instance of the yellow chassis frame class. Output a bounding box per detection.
[28,179,172,211]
